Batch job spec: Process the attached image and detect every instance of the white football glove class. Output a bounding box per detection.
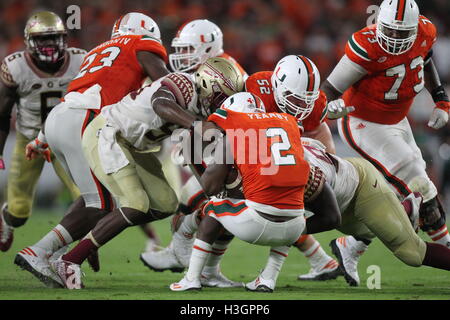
[327,99,355,120]
[428,104,449,130]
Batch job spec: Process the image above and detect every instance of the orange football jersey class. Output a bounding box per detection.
[245,71,328,132]
[67,35,167,108]
[208,108,310,210]
[344,15,436,124]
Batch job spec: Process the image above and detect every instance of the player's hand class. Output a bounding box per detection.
[327,99,355,120]
[428,101,449,130]
[25,138,52,162]
[0,156,5,170]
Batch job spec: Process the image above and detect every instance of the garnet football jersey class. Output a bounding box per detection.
[343,16,436,124]
[67,35,167,108]
[208,108,310,210]
[245,71,328,132]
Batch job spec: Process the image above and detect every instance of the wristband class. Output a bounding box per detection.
[37,130,47,144]
[431,85,449,103]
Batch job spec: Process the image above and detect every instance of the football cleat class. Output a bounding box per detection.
[170,276,202,291]
[140,246,185,273]
[172,232,195,268]
[200,269,243,288]
[51,258,84,289]
[330,237,361,287]
[245,273,275,293]
[0,206,14,252]
[144,238,163,253]
[298,259,341,281]
[14,246,63,288]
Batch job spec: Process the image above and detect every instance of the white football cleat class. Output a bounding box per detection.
[172,232,195,268]
[14,246,64,288]
[330,237,362,286]
[200,269,243,288]
[140,246,184,273]
[298,259,341,281]
[245,274,275,293]
[170,276,201,291]
[0,205,14,252]
[144,238,163,253]
[51,258,84,289]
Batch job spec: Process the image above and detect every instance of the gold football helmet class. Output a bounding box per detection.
[194,57,244,117]
[24,11,67,64]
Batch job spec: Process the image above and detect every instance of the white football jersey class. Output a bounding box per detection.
[303,143,359,212]
[101,72,198,152]
[3,48,86,139]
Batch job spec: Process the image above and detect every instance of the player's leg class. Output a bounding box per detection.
[346,158,450,272]
[294,234,340,281]
[0,132,45,251]
[140,175,207,272]
[339,116,450,247]
[52,117,178,288]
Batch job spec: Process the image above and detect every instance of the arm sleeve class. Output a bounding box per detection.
[327,54,368,94]
[0,59,18,88]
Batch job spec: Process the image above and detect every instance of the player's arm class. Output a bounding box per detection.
[322,54,367,119]
[423,55,450,129]
[0,62,19,169]
[303,166,341,234]
[136,51,170,81]
[302,122,336,154]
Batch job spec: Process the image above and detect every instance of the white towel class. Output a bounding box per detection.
[65,84,102,110]
[97,122,130,174]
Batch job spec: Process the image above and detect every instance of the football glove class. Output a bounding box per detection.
[428,101,449,130]
[25,137,51,162]
[327,99,355,120]
[0,156,4,170]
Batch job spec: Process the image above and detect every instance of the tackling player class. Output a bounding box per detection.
[254,138,450,291]
[170,92,341,291]
[49,57,244,289]
[14,12,170,287]
[0,11,84,252]
[321,0,450,270]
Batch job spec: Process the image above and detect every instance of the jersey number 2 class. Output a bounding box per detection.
[266,128,295,165]
[384,56,424,100]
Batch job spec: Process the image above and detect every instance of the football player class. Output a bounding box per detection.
[0,11,85,252]
[254,138,450,291]
[142,55,351,281]
[140,19,248,280]
[49,57,244,289]
[320,0,450,275]
[170,92,341,291]
[14,12,170,286]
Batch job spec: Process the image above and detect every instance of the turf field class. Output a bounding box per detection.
[0,210,449,300]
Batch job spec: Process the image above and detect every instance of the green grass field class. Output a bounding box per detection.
[0,210,449,300]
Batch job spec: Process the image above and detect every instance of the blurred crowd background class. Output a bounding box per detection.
[0,0,450,208]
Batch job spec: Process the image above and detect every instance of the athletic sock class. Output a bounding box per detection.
[422,242,450,270]
[302,238,332,269]
[261,246,289,281]
[427,225,450,248]
[34,224,73,254]
[202,240,230,275]
[62,232,99,265]
[186,239,212,281]
[177,213,199,238]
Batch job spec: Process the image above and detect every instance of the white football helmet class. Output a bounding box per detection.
[221,92,265,114]
[376,0,419,55]
[271,55,320,121]
[169,19,224,73]
[111,12,161,40]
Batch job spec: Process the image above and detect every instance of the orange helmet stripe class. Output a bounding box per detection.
[396,0,406,22]
[299,55,315,92]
